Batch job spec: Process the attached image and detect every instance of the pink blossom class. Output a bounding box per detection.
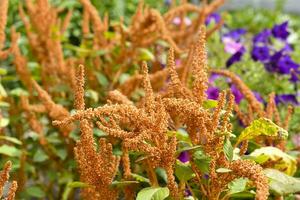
[222,37,244,54]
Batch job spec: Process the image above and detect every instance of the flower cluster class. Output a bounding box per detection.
[251,21,299,82]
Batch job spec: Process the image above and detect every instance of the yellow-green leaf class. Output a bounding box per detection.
[250,147,297,176]
[236,118,288,144]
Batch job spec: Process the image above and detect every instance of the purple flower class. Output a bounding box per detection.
[209,73,220,83]
[281,43,293,53]
[231,84,243,104]
[272,21,289,40]
[253,29,271,44]
[226,47,246,67]
[251,46,270,62]
[223,37,244,54]
[178,151,190,163]
[264,51,299,75]
[206,86,220,100]
[205,13,221,26]
[164,0,172,6]
[264,51,282,73]
[275,94,299,105]
[253,91,264,103]
[184,188,192,197]
[290,69,299,83]
[223,28,246,42]
[277,55,299,74]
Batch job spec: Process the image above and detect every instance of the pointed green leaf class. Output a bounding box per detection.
[223,138,233,161]
[228,178,248,195]
[33,149,49,162]
[0,145,21,157]
[175,161,195,181]
[193,150,211,173]
[131,173,150,184]
[0,136,22,145]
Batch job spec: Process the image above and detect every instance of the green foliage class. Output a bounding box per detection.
[136,187,170,200]
[236,118,288,144]
[175,161,195,181]
[228,178,248,195]
[264,169,300,195]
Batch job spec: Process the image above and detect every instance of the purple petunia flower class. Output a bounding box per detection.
[223,28,246,41]
[275,94,299,105]
[251,46,270,62]
[226,47,246,67]
[272,21,290,40]
[178,151,190,163]
[231,84,243,104]
[253,29,271,44]
[264,51,282,73]
[205,13,221,26]
[277,55,299,74]
[223,37,244,54]
[281,43,293,53]
[206,86,220,100]
[290,69,299,83]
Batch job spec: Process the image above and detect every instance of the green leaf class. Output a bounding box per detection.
[0,83,7,97]
[264,168,300,195]
[136,187,169,200]
[228,178,248,195]
[176,145,201,155]
[138,48,155,61]
[0,145,21,157]
[67,181,90,188]
[10,88,28,97]
[104,31,116,39]
[55,148,67,160]
[250,147,297,176]
[223,138,233,161]
[95,72,109,87]
[237,118,288,144]
[26,186,46,198]
[216,168,232,173]
[93,128,107,137]
[85,89,99,102]
[203,99,218,109]
[131,173,150,184]
[0,101,10,108]
[0,68,7,75]
[155,168,168,184]
[111,180,139,188]
[33,149,49,162]
[175,161,195,181]
[168,129,191,144]
[193,150,211,173]
[0,118,9,128]
[0,136,22,145]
